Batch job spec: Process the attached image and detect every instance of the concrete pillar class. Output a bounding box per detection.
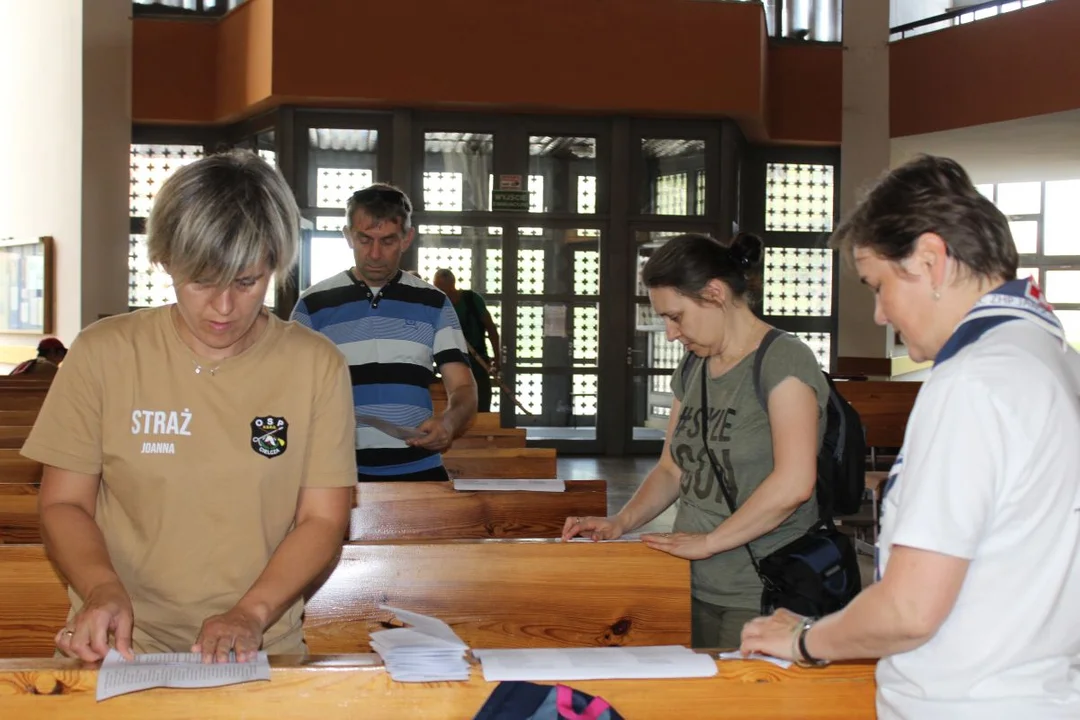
[836,0,892,364]
[0,0,131,371]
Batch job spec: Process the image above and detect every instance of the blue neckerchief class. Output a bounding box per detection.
[934,277,1066,367]
[876,277,1065,580]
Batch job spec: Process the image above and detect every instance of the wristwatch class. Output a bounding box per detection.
[795,617,829,668]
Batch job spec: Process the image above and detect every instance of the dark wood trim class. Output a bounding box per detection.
[836,356,892,377]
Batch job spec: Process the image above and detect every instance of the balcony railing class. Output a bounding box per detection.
[890,0,1056,41]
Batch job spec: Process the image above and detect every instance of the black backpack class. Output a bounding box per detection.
[681,328,866,519]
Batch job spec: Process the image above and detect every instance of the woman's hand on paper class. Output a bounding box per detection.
[738,607,804,660]
[193,605,265,664]
[56,579,135,662]
[561,515,625,542]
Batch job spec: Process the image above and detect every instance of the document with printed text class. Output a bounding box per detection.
[96,650,271,701]
[452,479,566,492]
[473,645,717,681]
[355,413,425,440]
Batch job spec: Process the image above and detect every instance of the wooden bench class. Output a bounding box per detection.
[0,453,43,484]
[442,448,557,479]
[0,540,690,657]
[444,426,527,449]
[834,380,920,462]
[0,426,31,449]
[0,484,37,544]
[0,655,878,719]
[0,391,47,411]
[2,480,606,544]
[350,480,605,541]
[0,410,39,427]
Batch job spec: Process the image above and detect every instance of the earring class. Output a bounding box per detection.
[932,289,941,301]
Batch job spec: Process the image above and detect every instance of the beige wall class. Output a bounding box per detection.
[0,0,131,373]
[837,0,891,361]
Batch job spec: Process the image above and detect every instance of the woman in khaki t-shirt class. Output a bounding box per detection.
[562,232,827,648]
[21,150,356,664]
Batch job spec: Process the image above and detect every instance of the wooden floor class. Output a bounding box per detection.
[557,456,877,587]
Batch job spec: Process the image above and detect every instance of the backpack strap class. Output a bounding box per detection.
[751,328,786,413]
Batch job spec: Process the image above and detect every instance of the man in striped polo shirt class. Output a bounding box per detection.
[291,184,477,481]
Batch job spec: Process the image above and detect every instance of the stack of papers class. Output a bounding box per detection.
[369,606,470,682]
[96,650,271,701]
[452,478,566,492]
[473,645,717,682]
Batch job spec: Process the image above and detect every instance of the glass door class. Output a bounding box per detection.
[625,228,711,454]
[506,225,602,449]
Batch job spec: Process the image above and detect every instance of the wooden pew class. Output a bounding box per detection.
[2,480,607,544]
[0,391,47,411]
[443,426,527,449]
[0,426,30,449]
[0,655,878,719]
[0,540,690,657]
[350,480,606,541]
[0,410,39,427]
[0,454,43,484]
[834,380,921,449]
[442,448,557,479]
[0,484,37,544]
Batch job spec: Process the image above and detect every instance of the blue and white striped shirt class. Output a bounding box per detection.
[291,269,469,477]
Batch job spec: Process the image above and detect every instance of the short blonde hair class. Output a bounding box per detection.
[147,149,300,287]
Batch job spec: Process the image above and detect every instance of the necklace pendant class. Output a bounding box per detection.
[194,366,202,374]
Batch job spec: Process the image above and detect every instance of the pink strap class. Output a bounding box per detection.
[555,684,611,720]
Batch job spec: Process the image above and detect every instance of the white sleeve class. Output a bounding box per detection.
[888,376,1004,560]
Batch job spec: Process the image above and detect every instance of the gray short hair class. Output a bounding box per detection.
[147,149,300,287]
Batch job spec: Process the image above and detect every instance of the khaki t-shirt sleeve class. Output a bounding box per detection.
[302,349,357,488]
[20,335,103,475]
[759,335,829,415]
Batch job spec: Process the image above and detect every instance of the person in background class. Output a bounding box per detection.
[740,155,1080,719]
[563,232,827,649]
[291,183,477,481]
[9,337,67,376]
[433,268,500,413]
[22,150,356,664]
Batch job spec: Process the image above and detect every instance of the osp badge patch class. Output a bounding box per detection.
[251,416,288,458]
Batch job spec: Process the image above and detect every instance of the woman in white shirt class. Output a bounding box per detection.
[739,154,1080,719]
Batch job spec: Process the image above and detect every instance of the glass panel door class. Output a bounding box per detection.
[626,229,708,453]
[505,227,602,447]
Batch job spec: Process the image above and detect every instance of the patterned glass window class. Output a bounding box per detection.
[423,132,492,212]
[516,305,544,366]
[695,170,706,215]
[574,250,600,295]
[316,216,345,231]
[129,144,203,308]
[316,168,373,209]
[572,306,599,365]
[418,248,473,288]
[130,144,204,218]
[516,373,543,415]
[655,174,688,216]
[128,234,173,308]
[486,248,503,294]
[518,249,546,295]
[794,332,831,371]
[419,171,463,235]
[572,374,598,416]
[578,176,597,214]
[763,248,833,316]
[765,163,835,233]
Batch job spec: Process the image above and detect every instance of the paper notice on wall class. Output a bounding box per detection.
[543,305,567,337]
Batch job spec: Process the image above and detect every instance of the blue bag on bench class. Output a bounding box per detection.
[473,681,625,720]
